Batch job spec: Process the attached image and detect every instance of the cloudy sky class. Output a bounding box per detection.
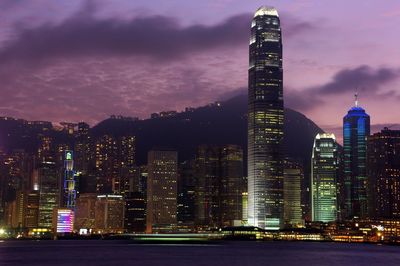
[0,0,399,141]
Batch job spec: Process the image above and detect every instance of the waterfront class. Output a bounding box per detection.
[1,240,400,266]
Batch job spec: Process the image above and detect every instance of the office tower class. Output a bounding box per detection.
[75,193,97,232]
[311,134,338,222]
[195,145,220,228]
[95,195,125,234]
[24,191,39,228]
[38,161,60,228]
[124,192,146,233]
[177,160,196,227]
[248,6,284,230]
[220,145,244,227]
[195,145,244,229]
[95,135,136,194]
[146,150,177,233]
[367,128,400,219]
[283,160,304,228]
[75,122,96,193]
[343,95,370,219]
[63,151,77,209]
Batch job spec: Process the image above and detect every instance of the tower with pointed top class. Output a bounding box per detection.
[343,95,370,219]
[247,6,284,230]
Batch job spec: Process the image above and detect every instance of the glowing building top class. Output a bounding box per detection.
[254,6,279,18]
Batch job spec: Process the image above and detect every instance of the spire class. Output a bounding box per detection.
[354,90,358,107]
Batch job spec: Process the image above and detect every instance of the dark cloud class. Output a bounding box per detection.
[286,65,400,111]
[0,5,317,65]
[318,65,400,94]
[0,13,250,64]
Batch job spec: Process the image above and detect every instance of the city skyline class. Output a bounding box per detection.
[0,0,399,143]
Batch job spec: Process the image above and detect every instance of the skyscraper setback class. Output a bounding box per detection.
[247,6,284,230]
[343,96,370,219]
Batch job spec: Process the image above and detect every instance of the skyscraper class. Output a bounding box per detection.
[38,161,60,228]
[283,160,304,228]
[367,128,400,219]
[146,150,178,233]
[195,145,244,229]
[311,134,338,223]
[63,150,77,209]
[343,95,370,219]
[247,6,284,230]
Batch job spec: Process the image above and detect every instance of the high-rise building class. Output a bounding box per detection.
[248,6,284,230]
[343,96,370,219]
[95,135,136,194]
[38,161,60,228]
[195,145,244,229]
[195,145,220,228]
[367,128,400,219]
[146,150,177,233]
[124,192,146,233]
[63,150,77,209]
[283,160,304,228]
[24,191,39,228]
[311,134,338,222]
[75,193,97,232]
[220,145,244,227]
[95,194,125,234]
[177,160,196,228]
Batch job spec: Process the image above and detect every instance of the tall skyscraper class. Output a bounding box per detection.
[343,95,370,219]
[38,161,60,228]
[63,150,77,209]
[247,6,284,230]
[311,134,338,223]
[367,128,400,219]
[146,150,178,233]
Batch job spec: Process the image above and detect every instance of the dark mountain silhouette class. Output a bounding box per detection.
[92,94,324,167]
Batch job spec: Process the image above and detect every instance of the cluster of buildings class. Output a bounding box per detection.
[246,6,400,242]
[0,119,247,237]
[0,6,399,243]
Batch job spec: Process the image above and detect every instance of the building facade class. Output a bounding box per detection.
[367,128,400,219]
[283,160,304,228]
[311,134,338,222]
[343,98,370,219]
[247,6,284,230]
[146,150,178,233]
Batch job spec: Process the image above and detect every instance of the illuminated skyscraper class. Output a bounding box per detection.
[343,95,370,219]
[63,150,77,209]
[311,134,338,222]
[247,6,284,230]
[367,128,400,219]
[38,161,60,228]
[146,150,177,233]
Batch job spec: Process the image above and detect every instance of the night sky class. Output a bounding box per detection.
[0,0,399,141]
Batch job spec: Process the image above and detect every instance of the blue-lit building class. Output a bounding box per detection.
[343,97,370,219]
[63,151,77,209]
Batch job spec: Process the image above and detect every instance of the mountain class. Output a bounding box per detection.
[92,94,324,166]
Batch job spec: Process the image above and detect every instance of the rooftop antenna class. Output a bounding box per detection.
[354,89,359,107]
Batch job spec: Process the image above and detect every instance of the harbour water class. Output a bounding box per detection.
[1,240,400,266]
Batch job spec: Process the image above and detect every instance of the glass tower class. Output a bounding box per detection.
[247,6,284,230]
[64,150,77,209]
[311,134,338,222]
[343,96,370,219]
